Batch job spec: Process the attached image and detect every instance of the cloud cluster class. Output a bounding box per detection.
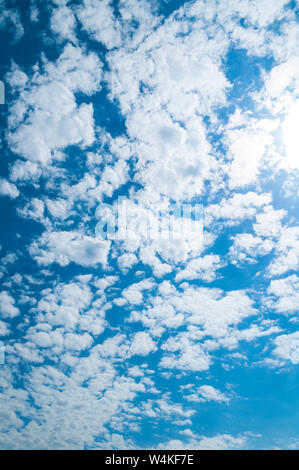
[0,0,298,451]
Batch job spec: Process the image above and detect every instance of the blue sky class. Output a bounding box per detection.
[0,0,299,450]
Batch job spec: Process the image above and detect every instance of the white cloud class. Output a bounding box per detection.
[139,246,172,278]
[107,4,230,201]
[160,332,211,372]
[185,385,230,404]
[7,44,103,166]
[64,332,93,351]
[17,198,46,225]
[282,100,299,170]
[0,291,20,318]
[128,283,258,347]
[229,233,274,265]
[205,192,272,227]
[175,255,221,282]
[76,0,122,49]
[268,226,299,276]
[262,56,299,102]
[9,160,42,183]
[29,231,111,267]
[45,198,70,220]
[0,179,19,198]
[121,279,154,305]
[273,332,299,365]
[0,356,149,449]
[267,275,299,315]
[172,286,256,336]
[50,5,77,42]
[32,280,108,340]
[129,332,156,357]
[117,253,138,271]
[0,320,10,336]
[1,0,299,451]
[0,1,24,42]
[158,433,248,450]
[253,207,286,238]
[1,252,18,266]
[94,275,118,291]
[225,128,273,189]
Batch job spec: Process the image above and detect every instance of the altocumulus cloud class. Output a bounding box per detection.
[0,0,298,450]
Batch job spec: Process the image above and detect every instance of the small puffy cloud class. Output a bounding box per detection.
[225,128,272,189]
[160,334,211,372]
[117,253,138,271]
[229,233,274,265]
[267,275,299,315]
[64,332,93,351]
[0,291,20,318]
[76,0,122,49]
[17,198,46,224]
[129,332,157,356]
[25,324,95,356]
[129,284,257,344]
[273,332,299,365]
[50,5,77,42]
[0,1,24,42]
[158,433,248,450]
[139,246,172,278]
[1,252,18,266]
[121,279,154,305]
[205,192,272,226]
[29,231,111,267]
[175,255,221,282]
[262,56,299,101]
[268,226,299,276]
[9,160,42,183]
[185,385,230,404]
[7,44,103,166]
[35,280,108,338]
[174,286,257,335]
[0,320,10,336]
[94,275,118,291]
[253,207,286,238]
[0,179,19,198]
[228,207,287,265]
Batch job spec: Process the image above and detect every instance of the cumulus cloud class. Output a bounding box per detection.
[0,178,19,198]
[175,255,221,282]
[273,332,299,365]
[267,275,299,315]
[131,283,257,340]
[158,433,248,450]
[76,0,122,49]
[129,332,157,357]
[185,385,230,404]
[7,44,103,166]
[0,291,20,318]
[229,233,274,265]
[29,231,111,267]
[0,319,10,336]
[268,226,299,276]
[50,4,77,42]
[0,0,24,42]
[204,192,272,227]
[225,128,273,189]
